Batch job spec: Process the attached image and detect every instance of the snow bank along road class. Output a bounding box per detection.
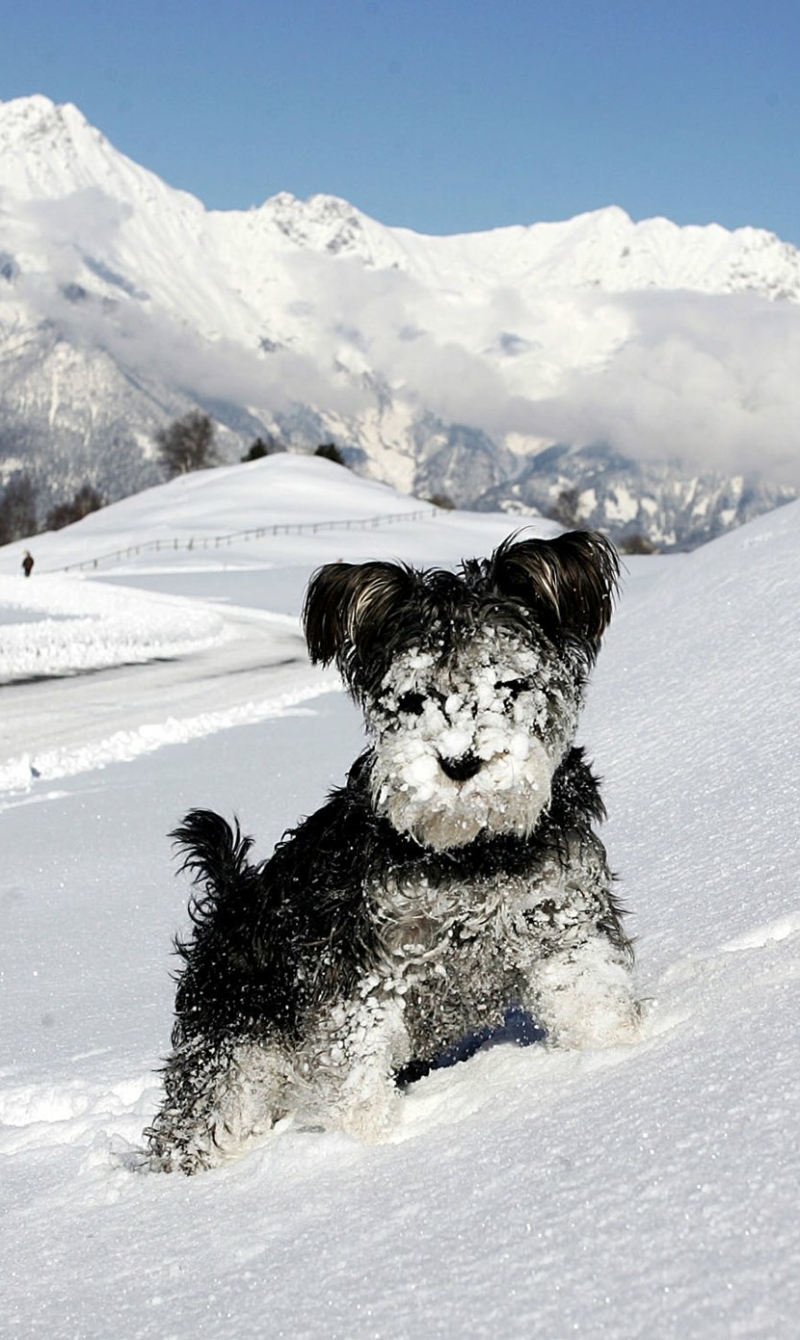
[0,574,336,796]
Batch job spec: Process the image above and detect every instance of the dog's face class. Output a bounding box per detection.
[366,623,582,848]
[304,531,618,850]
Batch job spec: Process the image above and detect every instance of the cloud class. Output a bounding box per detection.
[23,189,133,241]
[9,188,800,485]
[18,190,134,285]
[11,189,371,418]
[525,291,800,484]
[16,265,370,422]
[278,254,800,484]
[280,252,553,435]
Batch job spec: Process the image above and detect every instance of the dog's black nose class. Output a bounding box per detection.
[439,752,482,782]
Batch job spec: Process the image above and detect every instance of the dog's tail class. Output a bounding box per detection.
[168,810,274,1047]
[170,808,256,927]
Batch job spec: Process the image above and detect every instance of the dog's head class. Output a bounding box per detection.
[303,531,618,850]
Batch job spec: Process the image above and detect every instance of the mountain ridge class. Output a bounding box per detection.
[1,94,797,549]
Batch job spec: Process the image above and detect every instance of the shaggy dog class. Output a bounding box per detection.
[146,530,638,1173]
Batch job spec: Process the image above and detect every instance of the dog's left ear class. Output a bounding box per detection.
[303,560,415,672]
[490,530,620,644]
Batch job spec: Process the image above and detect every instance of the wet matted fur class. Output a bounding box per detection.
[146,530,639,1173]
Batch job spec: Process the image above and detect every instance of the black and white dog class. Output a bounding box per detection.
[147,530,638,1173]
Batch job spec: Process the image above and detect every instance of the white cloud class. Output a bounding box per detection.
[8,190,800,485]
[525,291,800,483]
[275,254,800,483]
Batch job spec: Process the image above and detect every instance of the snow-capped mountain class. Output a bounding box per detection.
[1,94,799,547]
[473,445,797,551]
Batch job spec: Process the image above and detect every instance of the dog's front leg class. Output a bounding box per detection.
[303,989,409,1142]
[530,936,641,1050]
[146,1035,289,1173]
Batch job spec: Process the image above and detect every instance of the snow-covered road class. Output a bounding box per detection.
[0,582,336,795]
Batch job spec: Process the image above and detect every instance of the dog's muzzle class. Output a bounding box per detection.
[438,752,482,783]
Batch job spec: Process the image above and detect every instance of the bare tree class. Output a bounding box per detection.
[0,472,38,545]
[548,487,582,529]
[314,442,346,466]
[155,411,218,478]
[46,483,105,532]
[619,533,657,555]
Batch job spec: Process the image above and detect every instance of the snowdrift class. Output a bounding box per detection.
[1,466,798,1338]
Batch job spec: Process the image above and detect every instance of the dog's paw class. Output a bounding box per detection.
[144,1125,231,1175]
[142,1127,198,1175]
[534,938,641,1050]
[332,1072,402,1144]
[560,992,642,1050]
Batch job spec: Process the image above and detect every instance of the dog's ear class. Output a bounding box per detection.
[490,531,620,644]
[303,561,415,670]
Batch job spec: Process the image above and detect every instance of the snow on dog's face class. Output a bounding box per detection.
[303,531,619,850]
[367,625,583,848]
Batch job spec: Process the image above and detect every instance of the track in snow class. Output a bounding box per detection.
[0,603,337,796]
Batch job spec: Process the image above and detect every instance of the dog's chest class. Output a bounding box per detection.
[366,866,542,1057]
[371,865,544,983]
[367,847,603,993]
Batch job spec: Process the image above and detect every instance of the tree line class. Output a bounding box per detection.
[0,476,104,546]
[154,411,346,474]
[0,411,349,546]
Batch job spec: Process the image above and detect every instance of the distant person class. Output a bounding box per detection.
[22,551,34,578]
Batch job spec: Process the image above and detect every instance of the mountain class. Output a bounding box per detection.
[1,94,799,547]
[473,445,796,551]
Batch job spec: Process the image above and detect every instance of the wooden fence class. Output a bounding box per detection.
[57,507,440,573]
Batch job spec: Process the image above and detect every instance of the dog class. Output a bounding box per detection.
[146,530,638,1173]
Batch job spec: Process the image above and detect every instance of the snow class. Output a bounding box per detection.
[0,574,227,681]
[1,456,799,1338]
[4,93,800,509]
[603,485,639,524]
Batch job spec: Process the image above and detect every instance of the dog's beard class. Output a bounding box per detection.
[367,635,581,850]
[372,732,556,848]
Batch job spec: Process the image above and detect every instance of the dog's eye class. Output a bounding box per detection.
[497,678,531,699]
[397,691,426,716]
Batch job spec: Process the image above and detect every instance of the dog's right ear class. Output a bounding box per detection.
[490,530,620,647]
[303,561,414,672]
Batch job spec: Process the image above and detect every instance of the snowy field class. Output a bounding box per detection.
[1,456,798,1339]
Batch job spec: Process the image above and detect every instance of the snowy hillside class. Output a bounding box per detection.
[1,94,798,546]
[1,463,798,1338]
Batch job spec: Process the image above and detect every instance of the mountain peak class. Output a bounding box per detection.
[0,94,118,204]
[0,92,208,223]
[257,190,379,258]
[0,94,91,147]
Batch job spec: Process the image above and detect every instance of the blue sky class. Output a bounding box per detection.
[2,0,799,243]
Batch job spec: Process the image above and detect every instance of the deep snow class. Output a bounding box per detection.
[1,456,798,1339]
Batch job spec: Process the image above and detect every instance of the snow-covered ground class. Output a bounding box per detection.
[1,455,798,1339]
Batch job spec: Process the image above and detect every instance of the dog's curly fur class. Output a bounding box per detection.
[146,531,638,1173]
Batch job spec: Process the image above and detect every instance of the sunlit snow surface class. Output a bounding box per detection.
[0,574,227,681]
[1,457,798,1339]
